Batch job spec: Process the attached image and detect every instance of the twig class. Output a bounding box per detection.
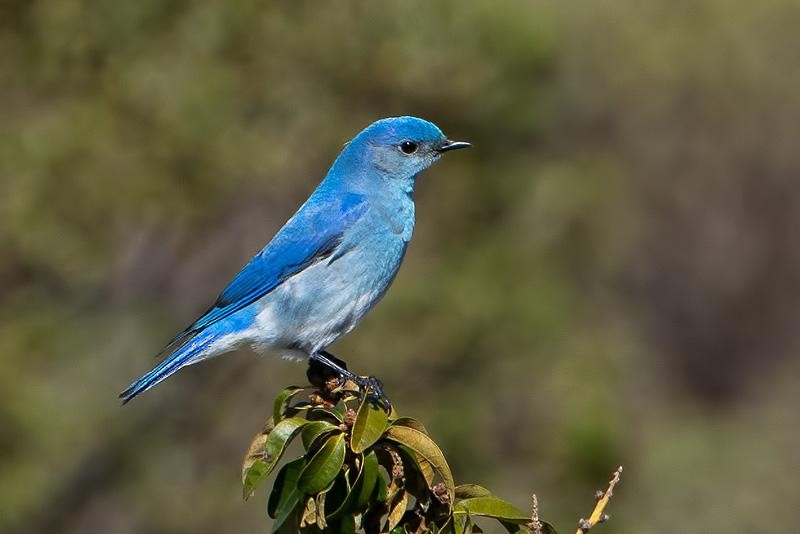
[575,466,622,534]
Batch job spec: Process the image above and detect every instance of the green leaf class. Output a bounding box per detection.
[438,518,458,534]
[360,469,389,534]
[330,401,347,422]
[301,420,340,450]
[321,469,350,518]
[273,386,306,422]
[268,457,306,532]
[390,416,429,434]
[354,452,380,510]
[337,514,357,534]
[455,484,493,499]
[329,451,380,518]
[242,417,309,498]
[351,396,389,453]
[374,469,388,503]
[384,425,455,501]
[272,506,302,534]
[297,433,347,495]
[242,417,275,498]
[260,416,310,477]
[242,460,269,500]
[454,497,530,523]
[307,406,345,425]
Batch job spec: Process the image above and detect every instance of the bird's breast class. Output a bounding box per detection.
[253,230,408,352]
[372,191,416,242]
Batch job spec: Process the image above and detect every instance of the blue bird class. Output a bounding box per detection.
[120,116,469,405]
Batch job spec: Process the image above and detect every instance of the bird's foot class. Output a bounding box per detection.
[307,351,391,412]
[351,374,391,413]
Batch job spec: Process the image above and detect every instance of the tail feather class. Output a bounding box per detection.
[120,332,216,404]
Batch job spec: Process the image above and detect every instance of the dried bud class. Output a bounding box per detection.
[578,518,592,533]
[324,376,340,393]
[594,490,605,501]
[432,483,450,505]
[392,463,404,480]
[344,408,357,427]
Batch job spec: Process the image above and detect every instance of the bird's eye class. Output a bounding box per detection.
[399,141,418,154]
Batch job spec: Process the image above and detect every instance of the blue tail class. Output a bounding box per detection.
[119,331,218,404]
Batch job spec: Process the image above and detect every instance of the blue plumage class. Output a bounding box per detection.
[120,117,469,403]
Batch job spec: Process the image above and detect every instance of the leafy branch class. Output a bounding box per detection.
[242,382,621,533]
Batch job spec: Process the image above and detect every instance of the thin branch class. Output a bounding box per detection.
[529,494,542,534]
[575,466,623,534]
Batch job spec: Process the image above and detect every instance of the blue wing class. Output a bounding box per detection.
[159,191,368,355]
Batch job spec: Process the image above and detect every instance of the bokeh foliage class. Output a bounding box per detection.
[2,0,800,533]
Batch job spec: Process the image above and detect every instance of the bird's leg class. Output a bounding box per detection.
[307,350,391,412]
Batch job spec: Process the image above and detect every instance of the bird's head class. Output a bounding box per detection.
[334,116,470,191]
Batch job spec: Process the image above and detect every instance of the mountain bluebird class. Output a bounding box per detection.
[120,116,469,405]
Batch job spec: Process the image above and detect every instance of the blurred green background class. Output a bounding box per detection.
[2,0,799,532]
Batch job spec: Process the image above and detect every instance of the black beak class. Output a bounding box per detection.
[436,140,471,153]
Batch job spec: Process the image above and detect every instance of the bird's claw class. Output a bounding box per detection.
[352,375,391,413]
[306,352,391,412]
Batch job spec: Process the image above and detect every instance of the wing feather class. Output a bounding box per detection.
[157,191,367,355]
